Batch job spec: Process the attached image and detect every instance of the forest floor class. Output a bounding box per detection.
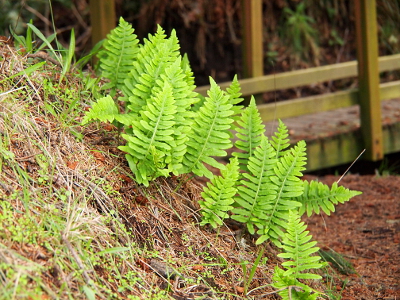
[302,174,400,299]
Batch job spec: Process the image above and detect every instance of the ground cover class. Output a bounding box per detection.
[0,34,398,300]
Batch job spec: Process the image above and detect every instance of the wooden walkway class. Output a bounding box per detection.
[264,98,400,171]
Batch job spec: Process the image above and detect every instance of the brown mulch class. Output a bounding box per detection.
[303,174,400,300]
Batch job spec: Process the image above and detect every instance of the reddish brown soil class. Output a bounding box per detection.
[303,174,400,299]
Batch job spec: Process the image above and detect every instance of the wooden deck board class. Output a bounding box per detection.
[264,98,400,170]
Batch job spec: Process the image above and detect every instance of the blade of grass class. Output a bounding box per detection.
[26,19,33,53]
[61,28,76,81]
[27,23,62,65]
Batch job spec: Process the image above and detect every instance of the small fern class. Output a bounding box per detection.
[98,17,139,95]
[231,135,278,234]
[118,81,178,186]
[296,180,362,217]
[271,119,291,158]
[232,96,265,174]
[81,95,119,125]
[272,209,326,300]
[199,157,239,228]
[181,78,235,179]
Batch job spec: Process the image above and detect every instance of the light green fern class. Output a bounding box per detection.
[232,96,265,174]
[272,209,326,300]
[199,157,239,228]
[122,26,181,114]
[81,95,119,125]
[295,180,362,217]
[181,78,235,179]
[257,140,307,245]
[118,81,178,186]
[231,132,306,246]
[98,17,139,95]
[271,119,291,158]
[231,135,278,234]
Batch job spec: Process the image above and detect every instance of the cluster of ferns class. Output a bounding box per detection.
[82,18,361,299]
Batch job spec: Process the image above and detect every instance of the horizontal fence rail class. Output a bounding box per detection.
[195,54,400,97]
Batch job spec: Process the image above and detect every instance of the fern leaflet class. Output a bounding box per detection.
[199,157,239,228]
[232,96,265,173]
[296,180,362,217]
[118,81,177,186]
[270,119,291,158]
[231,135,277,234]
[182,78,234,178]
[81,95,119,125]
[256,140,306,245]
[272,210,326,299]
[98,17,139,95]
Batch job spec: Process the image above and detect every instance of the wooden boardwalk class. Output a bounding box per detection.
[264,98,400,171]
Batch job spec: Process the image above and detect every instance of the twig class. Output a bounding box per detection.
[27,52,62,67]
[337,149,365,183]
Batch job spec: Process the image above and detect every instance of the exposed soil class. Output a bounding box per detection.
[302,174,400,299]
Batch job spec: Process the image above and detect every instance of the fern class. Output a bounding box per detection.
[256,141,306,245]
[181,78,235,178]
[118,81,178,186]
[81,95,119,125]
[122,26,181,114]
[231,135,277,234]
[225,74,244,117]
[270,119,291,158]
[232,96,265,173]
[295,180,362,217]
[272,209,326,300]
[199,157,239,228]
[98,17,139,95]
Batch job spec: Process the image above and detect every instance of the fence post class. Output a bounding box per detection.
[355,0,383,161]
[89,0,116,47]
[241,0,263,79]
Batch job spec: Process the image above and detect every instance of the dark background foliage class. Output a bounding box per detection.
[1,0,399,88]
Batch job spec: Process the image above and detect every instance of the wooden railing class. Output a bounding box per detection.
[195,53,400,122]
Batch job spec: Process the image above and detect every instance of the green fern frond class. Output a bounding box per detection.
[232,96,265,173]
[181,53,197,94]
[98,17,139,95]
[270,119,291,158]
[231,135,277,234]
[118,81,177,186]
[122,26,181,113]
[278,210,326,279]
[182,78,234,178]
[81,96,119,125]
[199,157,239,228]
[272,267,318,300]
[256,141,306,245]
[225,75,244,117]
[296,180,362,217]
[271,210,325,299]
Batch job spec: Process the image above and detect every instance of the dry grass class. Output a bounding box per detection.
[0,44,329,299]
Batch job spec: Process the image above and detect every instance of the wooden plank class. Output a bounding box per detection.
[380,80,400,100]
[241,0,263,78]
[258,80,400,122]
[304,121,400,171]
[89,0,116,47]
[195,54,400,96]
[383,122,400,154]
[355,0,383,161]
[305,132,364,171]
